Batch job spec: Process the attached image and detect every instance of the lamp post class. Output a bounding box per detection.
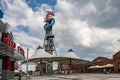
[26,48,29,80]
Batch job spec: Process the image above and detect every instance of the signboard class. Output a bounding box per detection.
[1,33,24,55]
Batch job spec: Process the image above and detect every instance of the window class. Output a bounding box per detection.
[98,60,101,62]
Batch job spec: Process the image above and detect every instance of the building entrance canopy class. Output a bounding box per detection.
[48,56,92,66]
[0,41,24,61]
[22,47,92,66]
[22,56,93,66]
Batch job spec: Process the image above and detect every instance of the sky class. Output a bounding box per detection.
[0,0,120,62]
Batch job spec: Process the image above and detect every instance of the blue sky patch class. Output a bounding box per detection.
[26,0,57,11]
[17,25,29,33]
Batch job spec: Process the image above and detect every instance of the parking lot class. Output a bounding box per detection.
[15,73,120,80]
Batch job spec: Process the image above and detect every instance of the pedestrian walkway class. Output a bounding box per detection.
[15,73,120,80]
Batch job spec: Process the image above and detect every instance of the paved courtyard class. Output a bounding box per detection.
[15,73,120,80]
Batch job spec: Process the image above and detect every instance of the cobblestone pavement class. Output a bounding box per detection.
[15,73,120,80]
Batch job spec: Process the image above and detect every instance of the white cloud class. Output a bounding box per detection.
[54,0,120,59]
[80,3,97,15]
[1,0,120,60]
[1,0,49,58]
[14,31,42,48]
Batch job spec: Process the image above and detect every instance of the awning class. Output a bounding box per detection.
[88,65,103,69]
[102,64,114,68]
[89,64,114,69]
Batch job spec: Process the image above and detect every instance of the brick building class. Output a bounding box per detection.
[92,51,120,73]
[113,51,120,73]
[92,57,114,66]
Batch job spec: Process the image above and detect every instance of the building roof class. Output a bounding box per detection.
[113,51,120,58]
[92,56,110,62]
[64,49,80,59]
[30,46,54,59]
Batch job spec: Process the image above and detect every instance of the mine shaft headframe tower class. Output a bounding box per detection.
[43,11,57,56]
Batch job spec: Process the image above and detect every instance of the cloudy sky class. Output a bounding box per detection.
[0,0,120,61]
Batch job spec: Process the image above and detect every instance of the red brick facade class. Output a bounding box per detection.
[61,64,69,70]
[92,57,114,66]
[92,51,120,73]
[60,64,88,73]
[36,64,43,71]
[113,51,120,73]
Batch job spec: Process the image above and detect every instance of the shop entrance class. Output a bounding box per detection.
[118,62,120,72]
